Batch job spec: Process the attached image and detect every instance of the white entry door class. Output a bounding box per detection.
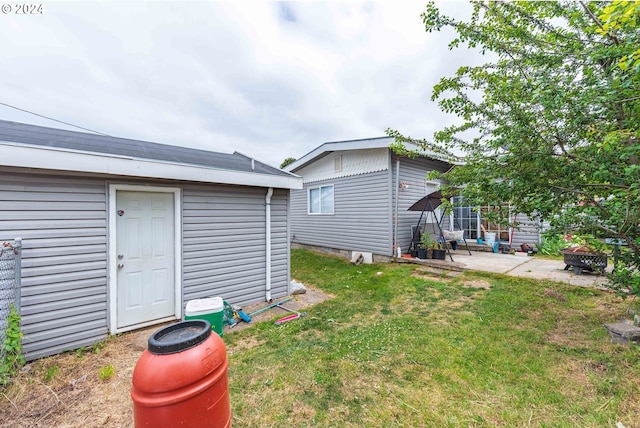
[115,191,176,329]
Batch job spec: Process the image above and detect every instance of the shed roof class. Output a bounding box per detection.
[0,120,302,189]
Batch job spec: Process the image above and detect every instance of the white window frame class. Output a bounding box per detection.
[425,180,441,219]
[308,184,334,215]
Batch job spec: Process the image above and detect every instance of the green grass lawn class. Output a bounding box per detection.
[225,250,640,427]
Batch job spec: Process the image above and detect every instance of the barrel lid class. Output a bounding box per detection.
[148,320,211,355]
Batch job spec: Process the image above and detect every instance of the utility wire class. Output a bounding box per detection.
[0,102,112,137]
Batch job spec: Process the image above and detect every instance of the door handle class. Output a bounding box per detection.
[118,254,124,260]
[118,263,124,269]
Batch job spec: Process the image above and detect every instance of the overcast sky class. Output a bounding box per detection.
[1,0,478,168]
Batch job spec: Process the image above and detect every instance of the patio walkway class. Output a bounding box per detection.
[401,250,608,288]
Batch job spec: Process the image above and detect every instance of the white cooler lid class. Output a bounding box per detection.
[185,297,224,316]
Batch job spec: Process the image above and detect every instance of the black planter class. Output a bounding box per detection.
[417,248,428,259]
[410,249,418,258]
[432,249,446,260]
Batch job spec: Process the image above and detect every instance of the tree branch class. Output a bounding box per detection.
[579,1,620,46]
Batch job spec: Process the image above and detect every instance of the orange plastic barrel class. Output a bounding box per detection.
[131,320,231,428]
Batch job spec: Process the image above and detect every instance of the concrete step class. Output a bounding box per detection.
[604,322,640,344]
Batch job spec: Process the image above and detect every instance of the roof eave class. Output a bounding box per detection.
[1,142,303,190]
[284,137,454,172]
[285,138,395,172]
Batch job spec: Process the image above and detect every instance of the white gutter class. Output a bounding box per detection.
[265,187,274,302]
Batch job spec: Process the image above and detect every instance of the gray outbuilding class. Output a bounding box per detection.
[0,120,302,361]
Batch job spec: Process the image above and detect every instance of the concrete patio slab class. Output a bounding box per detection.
[406,250,608,288]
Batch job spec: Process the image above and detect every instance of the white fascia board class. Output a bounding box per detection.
[284,137,435,172]
[285,138,391,172]
[1,143,303,190]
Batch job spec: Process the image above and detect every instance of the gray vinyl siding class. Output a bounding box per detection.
[290,171,392,256]
[394,157,451,249]
[1,170,291,361]
[511,212,543,247]
[0,172,108,361]
[270,189,290,294]
[182,185,289,307]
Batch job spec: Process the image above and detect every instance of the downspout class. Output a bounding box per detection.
[265,187,274,302]
[394,158,400,258]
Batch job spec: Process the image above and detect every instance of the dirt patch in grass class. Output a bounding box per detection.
[288,401,317,422]
[592,295,629,317]
[552,358,599,404]
[545,320,584,347]
[412,272,455,283]
[412,272,452,282]
[462,279,492,289]
[229,284,334,332]
[227,337,267,355]
[544,306,605,348]
[618,374,640,424]
[540,288,568,301]
[0,326,154,427]
[0,285,332,428]
[412,267,461,283]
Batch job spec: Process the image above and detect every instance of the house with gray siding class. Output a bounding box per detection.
[451,199,544,248]
[284,137,543,260]
[0,120,302,361]
[284,137,454,259]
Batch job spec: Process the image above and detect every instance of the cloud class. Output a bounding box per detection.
[1,0,479,168]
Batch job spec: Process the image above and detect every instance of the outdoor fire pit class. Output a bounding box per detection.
[562,247,607,275]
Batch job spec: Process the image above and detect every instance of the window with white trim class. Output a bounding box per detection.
[308,184,334,214]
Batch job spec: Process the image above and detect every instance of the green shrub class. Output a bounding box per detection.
[43,365,59,382]
[538,234,568,255]
[99,364,115,381]
[0,304,24,385]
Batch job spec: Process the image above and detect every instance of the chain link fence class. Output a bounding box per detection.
[1,239,22,363]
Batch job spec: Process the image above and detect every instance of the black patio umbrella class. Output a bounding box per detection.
[407,189,458,212]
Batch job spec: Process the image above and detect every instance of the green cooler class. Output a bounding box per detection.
[184,297,224,337]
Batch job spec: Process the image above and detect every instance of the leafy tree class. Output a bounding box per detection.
[598,0,640,73]
[280,157,296,169]
[388,1,640,297]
